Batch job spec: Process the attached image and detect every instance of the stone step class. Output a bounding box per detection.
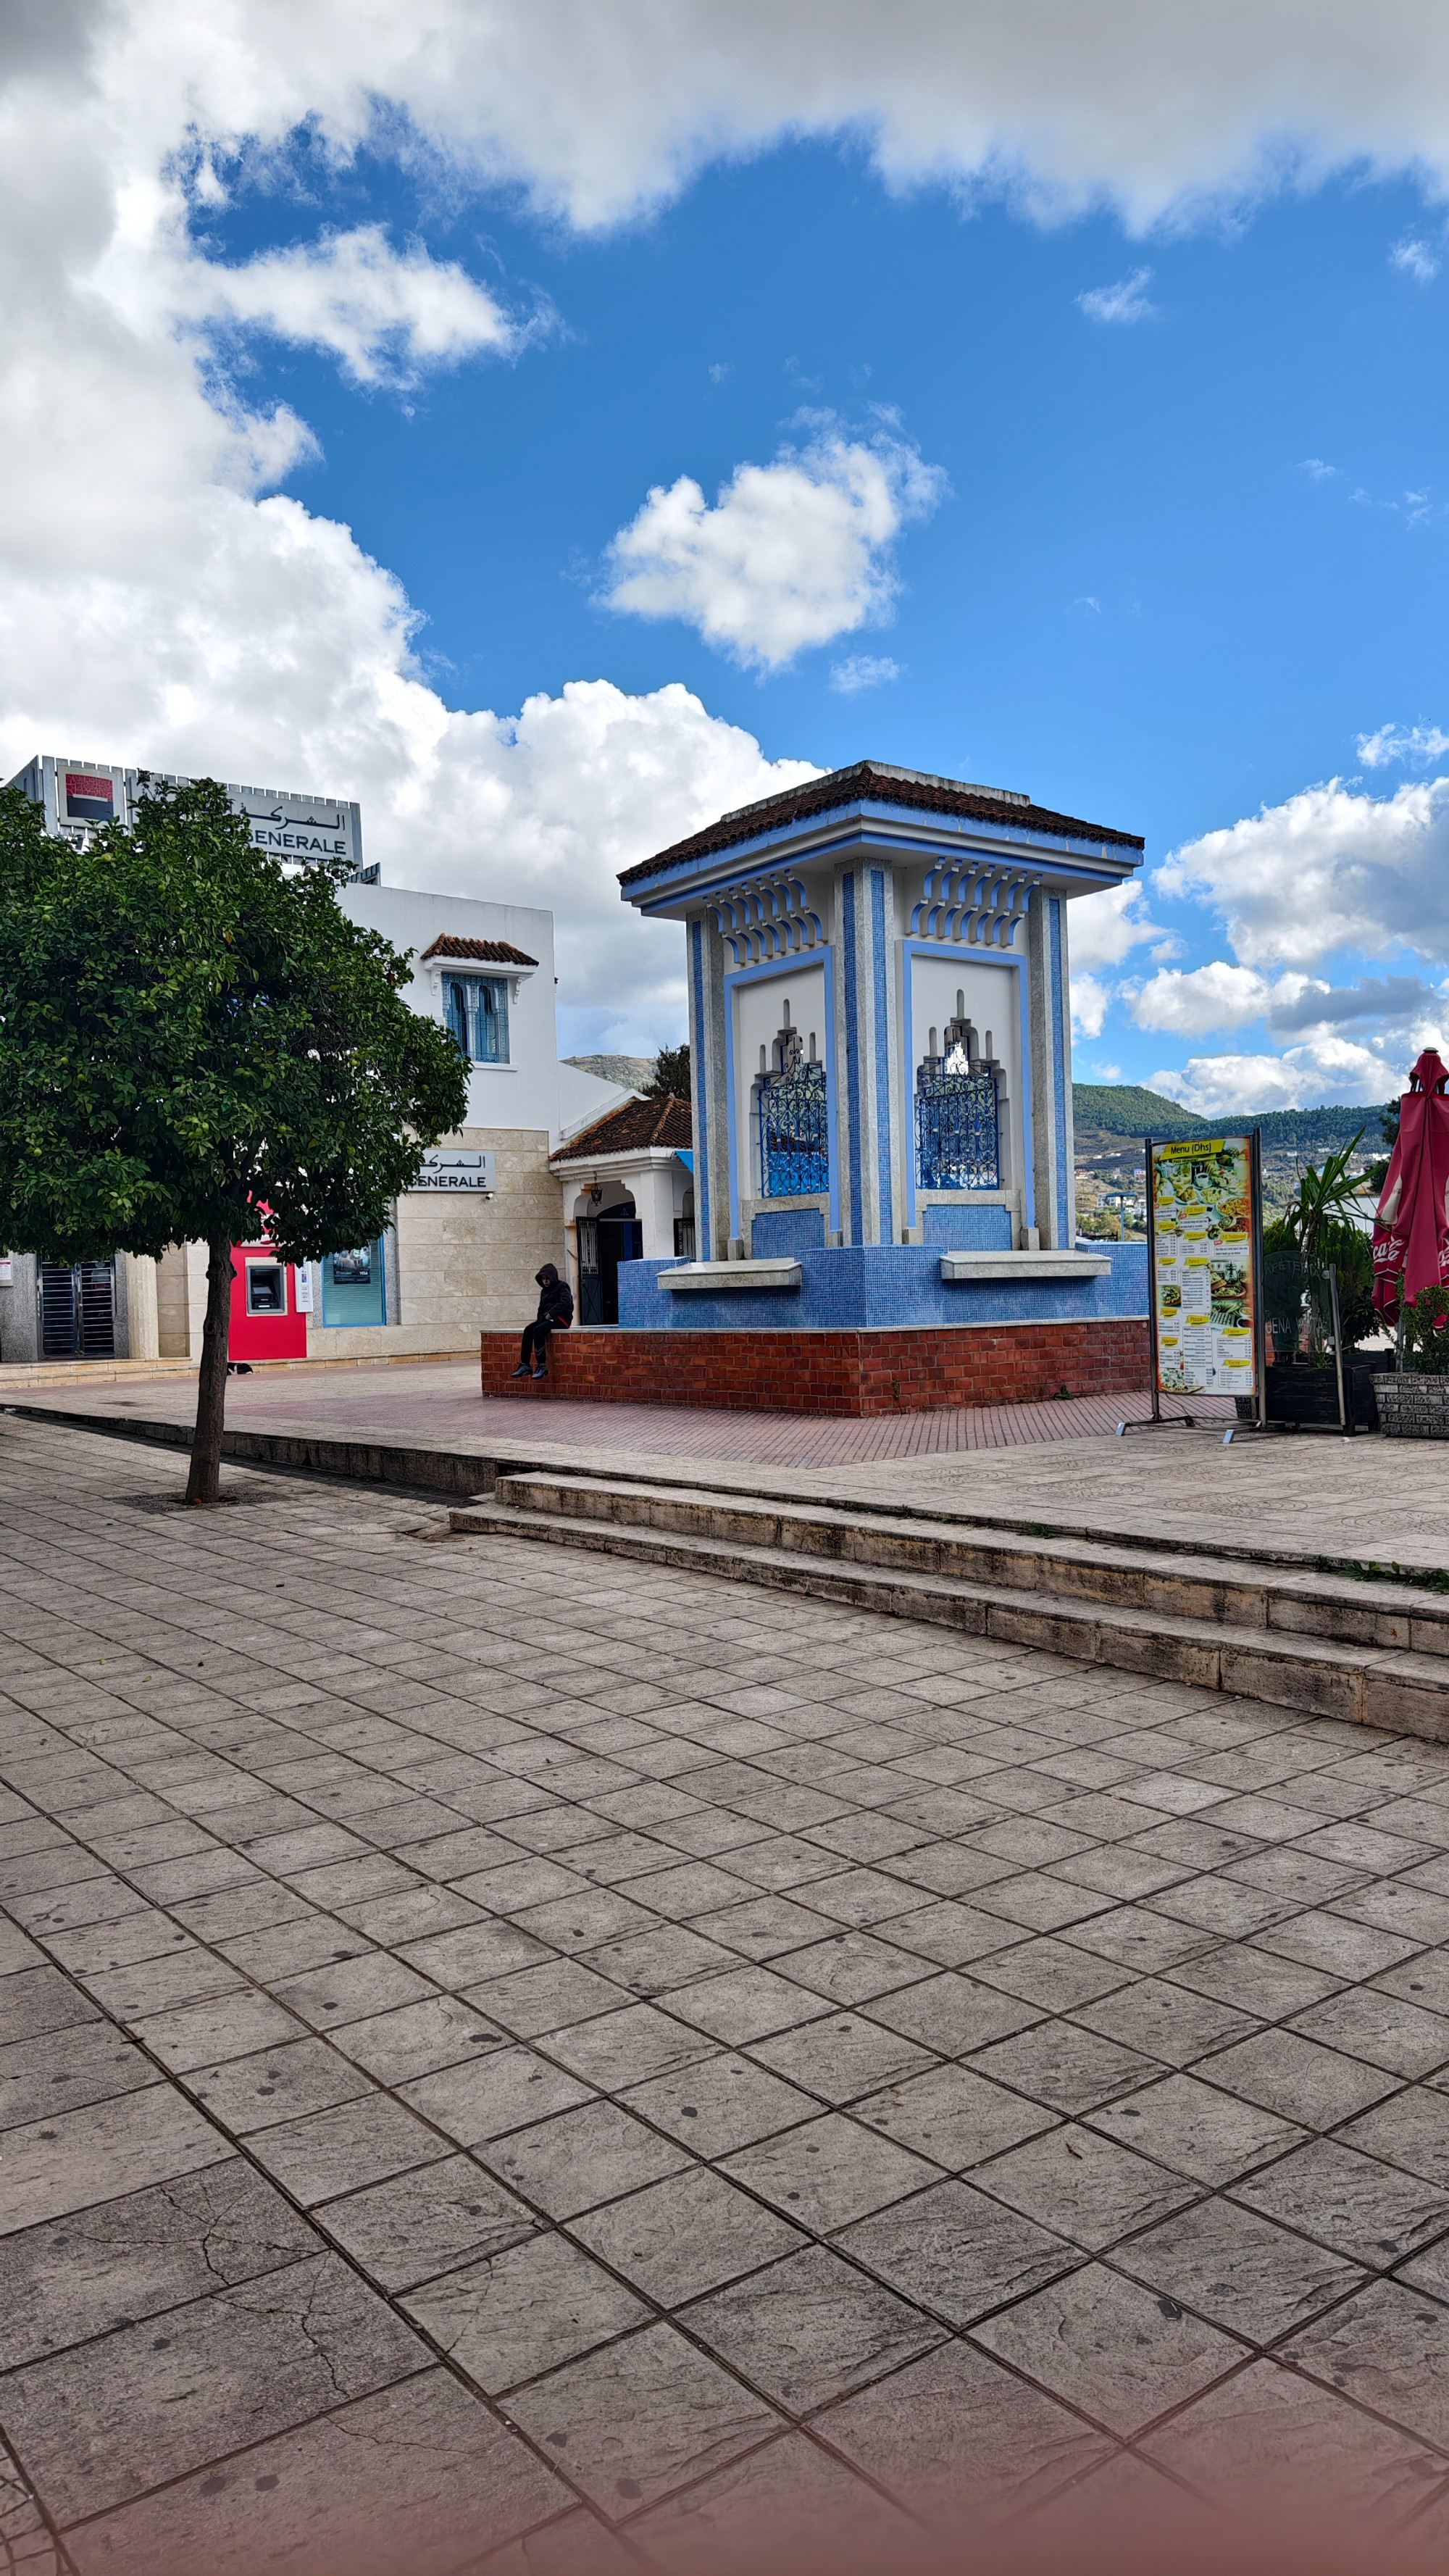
[448,1493,1449,1746]
[488,1470,1449,1660]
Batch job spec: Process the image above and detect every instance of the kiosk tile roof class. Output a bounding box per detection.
[551,1095,692,1162]
[619,759,1143,887]
[418,934,538,965]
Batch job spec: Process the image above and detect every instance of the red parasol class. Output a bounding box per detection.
[1372,1049,1449,1317]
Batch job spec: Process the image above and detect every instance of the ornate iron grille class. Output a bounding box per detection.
[916,1022,1001,1190]
[756,1021,829,1198]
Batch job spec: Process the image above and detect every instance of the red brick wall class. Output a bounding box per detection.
[482,1322,1150,1417]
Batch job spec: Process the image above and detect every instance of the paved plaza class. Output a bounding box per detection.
[7,1414,1449,2567]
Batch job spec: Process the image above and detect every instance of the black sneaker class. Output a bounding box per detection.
[532,1365,548,1379]
[509,1364,530,1377]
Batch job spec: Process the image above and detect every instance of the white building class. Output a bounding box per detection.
[0,756,631,1365]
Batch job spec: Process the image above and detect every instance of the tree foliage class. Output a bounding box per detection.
[0,778,468,1495]
[644,1041,690,1101]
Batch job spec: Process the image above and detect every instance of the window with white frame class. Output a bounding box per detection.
[442,973,509,1064]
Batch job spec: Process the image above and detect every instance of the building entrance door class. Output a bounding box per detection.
[576,1204,641,1325]
[39,1261,116,1358]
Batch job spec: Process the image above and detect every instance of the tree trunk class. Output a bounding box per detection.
[185,1238,233,1505]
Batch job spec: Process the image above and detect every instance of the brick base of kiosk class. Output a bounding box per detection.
[480,1321,1149,1419]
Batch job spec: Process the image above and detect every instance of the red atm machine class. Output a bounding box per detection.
[227,1230,308,1363]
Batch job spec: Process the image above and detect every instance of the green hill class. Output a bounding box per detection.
[1072,1085,1208,1140]
[1073,1085,1391,1151]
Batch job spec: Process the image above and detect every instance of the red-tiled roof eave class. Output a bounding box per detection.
[550,1095,693,1164]
[417,935,538,965]
[617,762,1143,888]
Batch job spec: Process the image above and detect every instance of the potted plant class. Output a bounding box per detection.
[1376,1285,1449,1438]
[1258,1134,1387,1426]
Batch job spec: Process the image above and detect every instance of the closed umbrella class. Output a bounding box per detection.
[1372,1048,1449,1317]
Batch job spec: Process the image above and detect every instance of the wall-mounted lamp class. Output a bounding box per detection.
[587,1183,604,1205]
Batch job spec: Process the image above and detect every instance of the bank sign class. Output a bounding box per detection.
[7,755,367,880]
[407,1150,496,1194]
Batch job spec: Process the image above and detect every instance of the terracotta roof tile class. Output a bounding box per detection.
[418,935,538,965]
[551,1094,692,1163]
[619,759,1143,888]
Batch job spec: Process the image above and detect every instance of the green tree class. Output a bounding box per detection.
[0,779,467,1504]
[643,1041,690,1101]
[1264,1130,1377,1353]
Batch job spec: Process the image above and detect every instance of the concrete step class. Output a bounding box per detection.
[448,1490,1449,1746]
[488,1470,1449,1660]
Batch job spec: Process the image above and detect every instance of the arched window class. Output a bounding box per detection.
[916,1000,1001,1189]
[754,1006,828,1197]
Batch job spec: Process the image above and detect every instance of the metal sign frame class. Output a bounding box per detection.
[1122,1127,1264,1441]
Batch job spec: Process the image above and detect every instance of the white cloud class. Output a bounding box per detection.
[1068,876,1165,973]
[1069,974,1113,1041]
[1151,1037,1416,1115]
[1077,266,1157,323]
[829,654,901,693]
[1300,458,1341,481]
[1132,959,1449,1035]
[1392,235,1441,281]
[602,431,945,670]
[1157,775,1449,969]
[1066,878,1169,1038]
[1357,719,1449,768]
[13,0,1449,1045]
[193,227,524,387]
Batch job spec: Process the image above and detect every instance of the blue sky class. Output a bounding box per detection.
[7,5,1449,1104]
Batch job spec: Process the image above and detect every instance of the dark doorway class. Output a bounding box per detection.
[576,1201,642,1325]
[40,1261,116,1358]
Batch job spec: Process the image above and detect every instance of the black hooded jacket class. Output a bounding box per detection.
[534,1265,574,1328]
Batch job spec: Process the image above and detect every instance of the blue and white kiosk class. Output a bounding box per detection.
[616,763,1145,1354]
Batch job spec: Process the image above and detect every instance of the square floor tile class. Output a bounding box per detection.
[1116,2197,1366,2344]
[772,1934,932,2008]
[1144,2356,1444,2512]
[683,2242,944,2412]
[318,2153,538,2291]
[404,2227,646,2393]
[967,2022,1156,2115]
[1199,2029,1397,2128]
[1287,1987,1449,2081]
[572,2164,803,2304]
[245,2092,449,2206]
[972,2259,1243,2435]
[838,2177,1080,2327]
[747,2012,934,2106]
[1283,2279,1449,2447]
[1341,2085,1449,2191]
[328,1996,502,2087]
[401,2045,590,2146]
[502,2320,780,2512]
[1072,1977,1260,2068]
[1089,2071,1304,2185]
[663,1965,824,2045]
[974,2121,1194,2251]
[853,2063,1056,2169]
[622,2054,815,2159]
[819,2337,1109,2513]
[185,2038,373,2134]
[1235,2136,1449,2267]
[974,1938,1129,2012]
[720,2111,938,2230]
[863,1975,1042,2057]
[478,2099,689,2219]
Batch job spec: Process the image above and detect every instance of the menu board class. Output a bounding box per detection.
[1148,1136,1258,1398]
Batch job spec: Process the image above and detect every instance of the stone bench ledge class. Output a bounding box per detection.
[659,1259,803,1291]
[940,1250,1111,1282]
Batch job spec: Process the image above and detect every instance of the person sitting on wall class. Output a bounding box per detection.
[512,1263,574,1380]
